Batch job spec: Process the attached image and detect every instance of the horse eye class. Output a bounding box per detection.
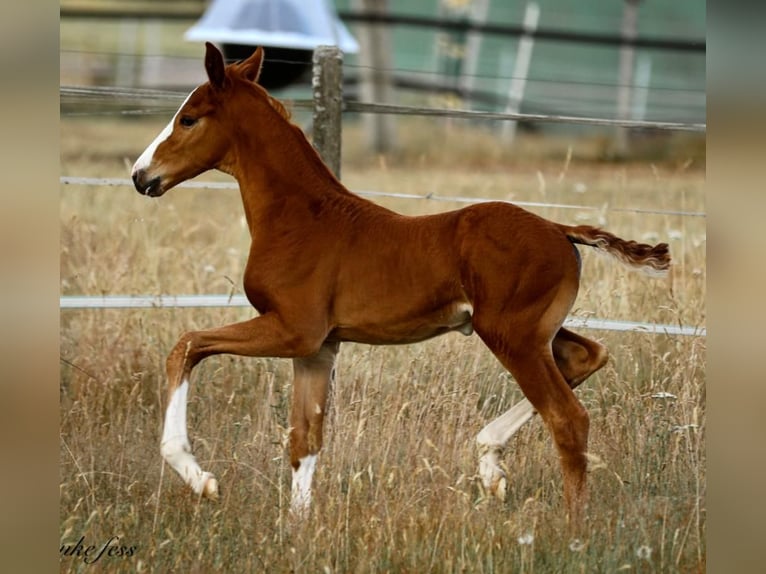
[179,116,197,128]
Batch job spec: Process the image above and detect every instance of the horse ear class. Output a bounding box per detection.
[204,42,227,89]
[241,46,265,84]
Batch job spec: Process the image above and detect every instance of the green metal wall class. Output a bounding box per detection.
[336,0,705,124]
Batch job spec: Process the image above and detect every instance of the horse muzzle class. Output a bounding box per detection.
[132,169,163,197]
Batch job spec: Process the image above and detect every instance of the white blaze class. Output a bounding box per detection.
[131,89,196,176]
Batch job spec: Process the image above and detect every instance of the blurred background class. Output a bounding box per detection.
[60,0,705,159]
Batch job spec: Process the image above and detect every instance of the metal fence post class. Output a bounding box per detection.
[312,45,344,179]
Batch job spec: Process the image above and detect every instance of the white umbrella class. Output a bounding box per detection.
[185,0,359,53]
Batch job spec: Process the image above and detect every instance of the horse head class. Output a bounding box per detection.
[131,43,265,197]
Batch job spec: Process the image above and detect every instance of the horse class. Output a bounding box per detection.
[131,43,670,525]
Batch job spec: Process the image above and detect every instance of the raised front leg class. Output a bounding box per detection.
[160,312,328,499]
[289,341,339,515]
[161,377,219,498]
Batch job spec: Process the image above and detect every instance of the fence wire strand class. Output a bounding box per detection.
[58,294,705,337]
[60,85,706,132]
[60,176,706,219]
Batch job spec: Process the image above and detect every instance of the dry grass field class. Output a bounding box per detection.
[60,113,705,572]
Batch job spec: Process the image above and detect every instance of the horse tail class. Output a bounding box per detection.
[560,224,671,277]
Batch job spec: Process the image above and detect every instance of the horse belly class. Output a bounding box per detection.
[330,302,473,345]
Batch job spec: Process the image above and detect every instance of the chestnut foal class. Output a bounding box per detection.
[131,43,670,523]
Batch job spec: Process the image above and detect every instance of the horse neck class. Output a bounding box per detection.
[224,91,353,231]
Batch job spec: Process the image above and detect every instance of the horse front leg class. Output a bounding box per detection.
[160,312,327,499]
[289,341,339,516]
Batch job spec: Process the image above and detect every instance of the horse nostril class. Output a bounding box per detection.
[132,169,146,193]
[132,169,161,196]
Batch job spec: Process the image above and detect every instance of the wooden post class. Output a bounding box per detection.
[312,45,344,178]
[615,0,641,157]
[140,19,162,87]
[631,54,652,121]
[354,0,397,153]
[116,20,138,86]
[501,2,539,143]
[458,0,491,104]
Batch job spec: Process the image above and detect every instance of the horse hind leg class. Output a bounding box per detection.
[289,341,339,516]
[476,327,607,502]
[553,327,609,390]
[476,398,536,501]
[489,343,590,524]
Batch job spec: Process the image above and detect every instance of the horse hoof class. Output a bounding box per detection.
[492,476,507,502]
[479,457,508,502]
[203,475,219,500]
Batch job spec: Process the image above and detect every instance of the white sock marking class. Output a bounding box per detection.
[291,454,317,514]
[477,399,537,448]
[162,380,189,447]
[477,399,537,490]
[161,380,213,494]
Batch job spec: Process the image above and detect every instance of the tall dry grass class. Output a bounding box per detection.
[60,115,705,572]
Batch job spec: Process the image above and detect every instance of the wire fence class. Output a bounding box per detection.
[60,176,706,219]
[60,73,704,124]
[61,2,706,124]
[60,51,705,338]
[59,49,706,96]
[60,85,705,132]
[58,295,706,337]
